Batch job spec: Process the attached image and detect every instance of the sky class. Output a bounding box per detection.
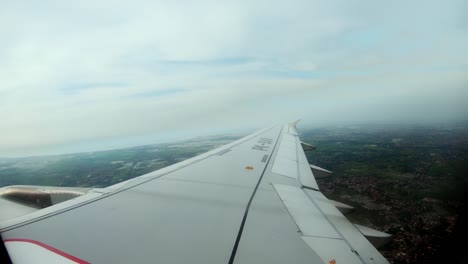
[1,0,467,157]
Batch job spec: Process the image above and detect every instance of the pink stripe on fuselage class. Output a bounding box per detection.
[4,238,90,264]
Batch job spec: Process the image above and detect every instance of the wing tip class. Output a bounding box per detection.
[289,119,301,126]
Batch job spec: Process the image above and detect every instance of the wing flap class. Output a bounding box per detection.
[271,133,299,179]
[302,236,362,264]
[304,189,389,263]
[272,184,340,238]
[266,122,389,264]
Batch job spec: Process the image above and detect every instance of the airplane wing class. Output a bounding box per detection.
[0,122,390,263]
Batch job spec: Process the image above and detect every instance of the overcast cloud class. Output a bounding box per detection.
[1,0,467,157]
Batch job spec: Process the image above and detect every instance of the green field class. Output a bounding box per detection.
[302,124,468,263]
[0,136,238,188]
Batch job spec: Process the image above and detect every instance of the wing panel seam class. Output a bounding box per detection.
[228,126,283,264]
[303,190,367,263]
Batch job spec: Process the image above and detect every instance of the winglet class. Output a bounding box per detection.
[288,120,301,135]
[289,119,301,127]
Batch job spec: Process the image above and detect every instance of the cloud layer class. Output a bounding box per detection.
[1,0,467,156]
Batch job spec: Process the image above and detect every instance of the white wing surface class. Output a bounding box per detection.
[0,123,389,263]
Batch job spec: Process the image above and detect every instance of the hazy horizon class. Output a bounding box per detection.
[1,121,467,159]
[1,1,467,157]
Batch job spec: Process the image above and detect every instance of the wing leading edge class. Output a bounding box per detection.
[0,122,389,263]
